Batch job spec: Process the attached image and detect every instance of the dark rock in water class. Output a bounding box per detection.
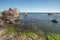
[48,13,52,15]
[51,19,58,23]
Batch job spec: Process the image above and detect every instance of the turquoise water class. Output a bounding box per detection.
[20,13,60,31]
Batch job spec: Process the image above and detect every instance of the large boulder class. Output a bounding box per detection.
[2,8,20,24]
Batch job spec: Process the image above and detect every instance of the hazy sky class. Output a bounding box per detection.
[0,0,60,12]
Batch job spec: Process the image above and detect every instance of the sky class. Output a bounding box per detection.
[0,0,60,12]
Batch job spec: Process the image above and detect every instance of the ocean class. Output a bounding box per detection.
[20,13,60,32]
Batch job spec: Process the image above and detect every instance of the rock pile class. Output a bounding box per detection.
[1,8,20,24]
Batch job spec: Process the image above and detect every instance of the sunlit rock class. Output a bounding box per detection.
[2,8,20,24]
[0,12,2,19]
[0,19,4,26]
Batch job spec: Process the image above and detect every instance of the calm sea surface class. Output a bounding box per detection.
[20,13,60,31]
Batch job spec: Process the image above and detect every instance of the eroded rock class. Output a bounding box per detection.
[2,8,20,24]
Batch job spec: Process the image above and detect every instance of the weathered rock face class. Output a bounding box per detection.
[2,8,20,23]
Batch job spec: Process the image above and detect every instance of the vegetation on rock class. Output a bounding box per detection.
[46,32,60,40]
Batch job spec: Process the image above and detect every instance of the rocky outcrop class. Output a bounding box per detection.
[23,13,28,17]
[2,8,20,24]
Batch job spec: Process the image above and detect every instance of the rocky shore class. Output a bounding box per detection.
[0,8,46,40]
[0,26,46,40]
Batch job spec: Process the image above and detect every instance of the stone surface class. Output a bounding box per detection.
[2,8,20,23]
[0,19,4,26]
[0,12,2,19]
